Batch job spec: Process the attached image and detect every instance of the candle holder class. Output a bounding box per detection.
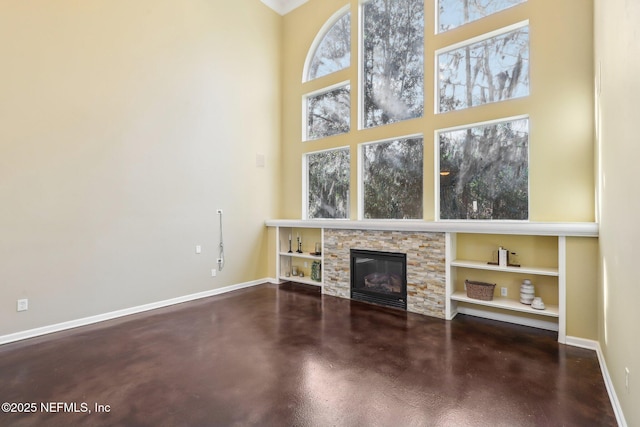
[296,237,303,254]
[288,236,293,253]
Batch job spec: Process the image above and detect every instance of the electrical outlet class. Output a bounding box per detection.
[195,245,202,254]
[501,287,508,297]
[17,299,28,312]
[216,209,223,215]
[211,269,217,277]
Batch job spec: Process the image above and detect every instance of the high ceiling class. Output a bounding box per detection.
[261,0,309,15]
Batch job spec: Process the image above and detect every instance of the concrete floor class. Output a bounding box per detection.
[0,282,617,426]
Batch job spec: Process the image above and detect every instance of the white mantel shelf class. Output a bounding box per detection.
[265,220,598,237]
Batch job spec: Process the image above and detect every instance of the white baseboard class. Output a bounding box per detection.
[565,336,599,350]
[566,336,627,427]
[456,306,559,332]
[0,278,274,346]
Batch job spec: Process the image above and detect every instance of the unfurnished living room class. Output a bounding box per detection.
[0,0,637,426]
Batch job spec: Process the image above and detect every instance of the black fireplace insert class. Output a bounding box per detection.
[350,249,407,310]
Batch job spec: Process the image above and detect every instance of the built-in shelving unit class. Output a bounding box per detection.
[449,292,560,317]
[449,260,559,277]
[446,232,567,342]
[275,226,323,287]
[267,220,598,344]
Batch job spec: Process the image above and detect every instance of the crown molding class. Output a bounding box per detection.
[261,0,309,15]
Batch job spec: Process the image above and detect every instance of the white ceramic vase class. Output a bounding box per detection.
[520,279,535,304]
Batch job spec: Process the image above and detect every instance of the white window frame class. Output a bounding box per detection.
[358,133,424,220]
[435,0,526,34]
[435,114,531,221]
[359,0,425,130]
[302,81,351,142]
[357,0,367,131]
[434,20,529,114]
[302,5,351,83]
[303,146,351,220]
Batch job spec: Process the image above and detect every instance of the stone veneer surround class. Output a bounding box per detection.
[323,229,446,319]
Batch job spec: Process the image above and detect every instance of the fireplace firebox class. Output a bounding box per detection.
[350,249,407,310]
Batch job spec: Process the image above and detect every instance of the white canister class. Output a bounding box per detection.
[498,247,509,267]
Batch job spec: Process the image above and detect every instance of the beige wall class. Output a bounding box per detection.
[595,0,640,424]
[565,237,598,340]
[0,0,282,336]
[280,0,595,222]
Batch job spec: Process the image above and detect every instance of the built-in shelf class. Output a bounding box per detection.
[451,260,559,276]
[275,226,324,288]
[451,291,559,318]
[277,251,323,286]
[279,252,322,260]
[265,219,598,237]
[447,232,566,342]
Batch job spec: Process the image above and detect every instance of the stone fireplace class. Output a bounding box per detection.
[323,229,446,319]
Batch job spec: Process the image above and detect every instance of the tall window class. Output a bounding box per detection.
[362,0,424,128]
[303,9,352,219]
[438,23,529,113]
[306,11,351,81]
[306,148,350,219]
[361,137,424,219]
[438,0,526,33]
[306,84,351,140]
[438,117,529,220]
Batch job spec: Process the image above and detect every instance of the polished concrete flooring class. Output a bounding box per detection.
[0,282,617,427]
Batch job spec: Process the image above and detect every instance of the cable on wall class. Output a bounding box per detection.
[217,209,225,271]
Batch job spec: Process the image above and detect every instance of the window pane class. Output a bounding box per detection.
[438,25,529,113]
[307,12,351,81]
[307,149,350,219]
[438,0,526,33]
[439,118,529,220]
[363,137,423,219]
[306,85,350,140]
[363,0,424,128]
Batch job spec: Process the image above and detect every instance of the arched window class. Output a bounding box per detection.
[304,9,351,82]
[303,7,352,141]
